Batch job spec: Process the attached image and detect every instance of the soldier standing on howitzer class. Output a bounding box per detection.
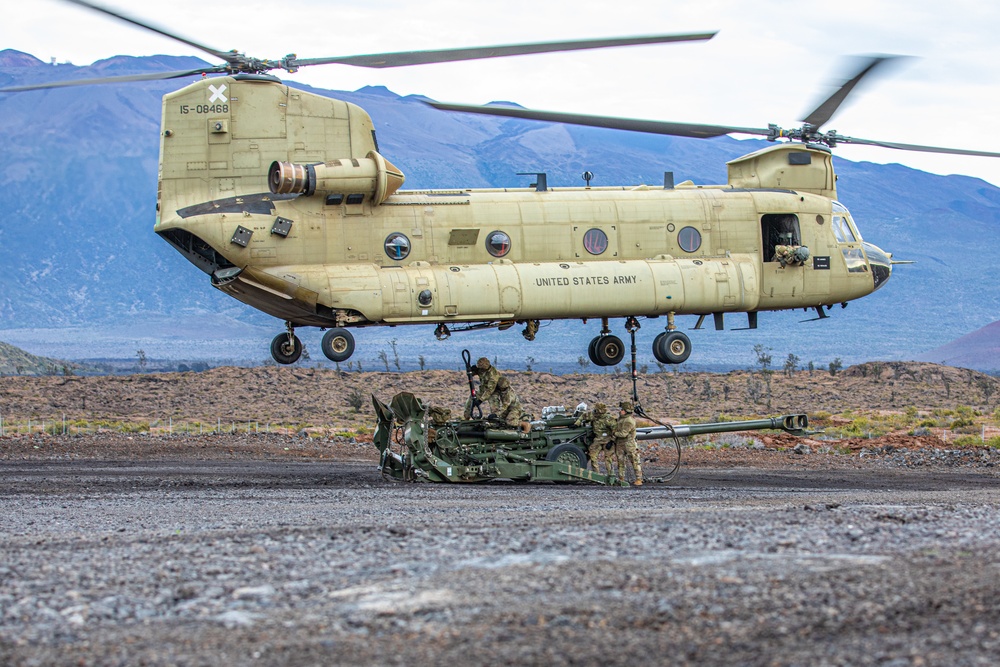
[613,400,643,486]
[464,357,526,428]
[575,402,617,475]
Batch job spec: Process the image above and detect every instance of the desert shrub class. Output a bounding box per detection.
[951,435,983,448]
[949,417,976,431]
[346,388,366,413]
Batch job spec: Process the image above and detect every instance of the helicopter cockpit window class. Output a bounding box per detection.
[831,215,857,243]
[830,201,858,243]
[842,248,867,273]
[583,228,608,255]
[346,194,365,205]
[384,233,410,260]
[678,226,702,253]
[325,194,344,206]
[486,231,511,257]
[761,214,801,262]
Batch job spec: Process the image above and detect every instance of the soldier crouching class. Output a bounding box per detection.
[464,357,527,429]
[575,402,616,475]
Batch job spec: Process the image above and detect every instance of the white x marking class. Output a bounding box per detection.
[208,84,228,103]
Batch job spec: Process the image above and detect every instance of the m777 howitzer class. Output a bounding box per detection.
[372,392,809,486]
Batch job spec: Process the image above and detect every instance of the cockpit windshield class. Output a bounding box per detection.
[831,201,859,243]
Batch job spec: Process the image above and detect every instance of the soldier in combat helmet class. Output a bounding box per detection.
[575,402,617,475]
[464,357,525,428]
[613,399,643,486]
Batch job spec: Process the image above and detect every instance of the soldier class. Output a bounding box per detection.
[773,244,809,267]
[575,402,617,475]
[464,357,525,428]
[613,399,643,486]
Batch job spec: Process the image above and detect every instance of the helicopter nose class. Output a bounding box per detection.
[864,242,892,291]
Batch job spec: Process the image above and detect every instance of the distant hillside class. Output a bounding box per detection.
[915,320,1000,372]
[0,340,80,376]
[2,50,1000,369]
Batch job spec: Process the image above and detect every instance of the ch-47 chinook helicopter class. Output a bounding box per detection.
[7,1,1000,369]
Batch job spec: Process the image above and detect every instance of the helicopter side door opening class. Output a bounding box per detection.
[761,213,803,262]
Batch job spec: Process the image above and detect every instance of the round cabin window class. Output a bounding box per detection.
[583,228,609,255]
[486,231,511,257]
[678,226,702,253]
[384,232,410,260]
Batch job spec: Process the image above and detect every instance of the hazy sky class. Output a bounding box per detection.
[5,0,1000,186]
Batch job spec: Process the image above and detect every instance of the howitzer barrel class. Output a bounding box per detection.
[637,414,808,440]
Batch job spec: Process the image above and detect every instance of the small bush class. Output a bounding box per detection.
[951,435,983,448]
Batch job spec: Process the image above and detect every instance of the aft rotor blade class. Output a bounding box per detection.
[0,68,216,92]
[63,0,238,63]
[293,32,717,69]
[427,101,768,139]
[802,55,902,129]
[838,135,1000,158]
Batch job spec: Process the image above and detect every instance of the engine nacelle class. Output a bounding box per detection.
[268,151,405,205]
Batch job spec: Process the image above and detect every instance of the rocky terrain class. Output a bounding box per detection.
[1,361,998,436]
[3,361,1000,665]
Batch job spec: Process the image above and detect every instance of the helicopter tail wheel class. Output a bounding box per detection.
[653,331,691,365]
[595,335,626,366]
[321,328,355,362]
[270,332,303,365]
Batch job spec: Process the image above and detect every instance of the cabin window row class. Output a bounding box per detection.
[381,226,703,260]
[325,194,366,206]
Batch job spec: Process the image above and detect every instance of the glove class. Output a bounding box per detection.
[604,442,614,450]
[472,397,482,408]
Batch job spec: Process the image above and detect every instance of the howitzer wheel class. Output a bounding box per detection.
[321,328,355,362]
[546,443,588,469]
[270,333,303,365]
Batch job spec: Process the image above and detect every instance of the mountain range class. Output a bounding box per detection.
[1,50,998,373]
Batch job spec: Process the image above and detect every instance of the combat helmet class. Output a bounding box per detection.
[476,357,491,371]
[593,402,607,415]
[619,400,634,412]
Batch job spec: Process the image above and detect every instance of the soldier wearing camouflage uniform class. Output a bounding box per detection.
[613,400,642,486]
[464,357,524,428]
[575,403,617,475]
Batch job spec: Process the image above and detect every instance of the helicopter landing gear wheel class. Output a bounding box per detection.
[270,332,303,364]
[587,336,601,366]
[321,328,355,362]
[594,335,626,366]
[653,331,691,365]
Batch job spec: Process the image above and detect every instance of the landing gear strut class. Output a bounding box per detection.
[270,322,303,365]
[587,318,625,366]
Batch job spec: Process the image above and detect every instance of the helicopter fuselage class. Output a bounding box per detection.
[154,75,891,364]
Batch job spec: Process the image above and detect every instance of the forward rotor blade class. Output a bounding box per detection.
[0,68,215,93]
[427,101,768,140]
[802,55,903,129]
[63,0,238,63]
[837,135,1000,158]
[293,32,716,69]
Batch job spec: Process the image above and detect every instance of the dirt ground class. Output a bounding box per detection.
[3,362,1000,665]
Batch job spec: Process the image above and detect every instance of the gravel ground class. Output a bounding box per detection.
[2,435,1000,666]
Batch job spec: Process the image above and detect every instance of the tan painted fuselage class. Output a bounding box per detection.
[155,75,889,349]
